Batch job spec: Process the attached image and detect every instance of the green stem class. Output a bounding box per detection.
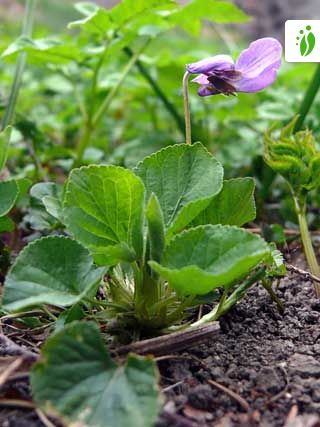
[261,279,284,314]
[92,40,149,128]
[74,121,93,167]
[294,63,320,132]
[191,267,266,327]
[1,0,36,129]
[123,47,185,135]
[183,71,192,144]
[75,40,149,165]
[294,196,320,296]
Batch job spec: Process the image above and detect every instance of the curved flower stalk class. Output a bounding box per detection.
[183,38,282,144]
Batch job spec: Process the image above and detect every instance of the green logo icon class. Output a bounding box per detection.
[296,25,316,57]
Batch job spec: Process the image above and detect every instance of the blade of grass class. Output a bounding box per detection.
[1,0,36,129]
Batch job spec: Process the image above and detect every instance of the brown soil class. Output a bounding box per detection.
[157,272,320,427]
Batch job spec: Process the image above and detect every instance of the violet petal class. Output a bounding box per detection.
[235,37,282,79]
[187,54,234,74]
[234,59,281,93]
[192,74,209,85]
[198,85,219,97]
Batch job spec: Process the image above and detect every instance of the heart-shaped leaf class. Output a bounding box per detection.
[150,225,269,295]
[192,178,256,227]
[31,322,161,427]
[0,180,19,217]
[63,165,145,265]
[135,143,223,240]
[2,236,105,312]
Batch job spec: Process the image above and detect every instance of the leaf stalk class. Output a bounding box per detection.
[191,267,266,327]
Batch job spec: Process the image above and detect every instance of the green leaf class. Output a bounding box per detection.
[63,165,145,265]
[146,193,165,263]
[0,215,15,232]
[169,0,249,35]
[192,178,256,227]
[0,180,19,217]
[0,126,12,171]
[2,236,105,312]
[2,36,82,64]
[74,2,99,16]
[149,225,269,295]
[110,0,173,26]
[31,182,64,223]
[31,322,161,427]
[266,242,287,277]
[68,5,112,33]
[54,304,85,333]
[135,143,223,240]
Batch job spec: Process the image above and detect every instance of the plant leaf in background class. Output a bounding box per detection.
[30,182,64,223]
[63,165,145,265]
[135,143,223,240]
[1,36,83,64]
[150,225,269,295]
[169,0,249,35]
[68,2,112,33]
[0,180,19,217]
[2,236,105,312]
[31,322,161,427]
[192,177,256,227]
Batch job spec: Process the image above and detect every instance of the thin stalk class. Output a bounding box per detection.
[183,71,192,144]
[74,40,149,165]
[294,196,320,296]
[41,305,57,321]
[92,40,150,128]
[88,42,110,119]
[74,122,92,166]
[191,267,266,327]
[213,288,228,319]
[2,0,36,129]
[294,63,320,132]
[123,47,185,135]
[261,279,284,314]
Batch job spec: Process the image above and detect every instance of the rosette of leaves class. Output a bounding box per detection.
[3,143,274,332]
[264,117,320,295]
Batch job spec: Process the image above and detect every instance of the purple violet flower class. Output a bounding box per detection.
[187,38,282,97]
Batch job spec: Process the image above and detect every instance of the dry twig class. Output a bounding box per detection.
[286,264,320,284]
[208,379,250,412]
[115,322,220,357]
